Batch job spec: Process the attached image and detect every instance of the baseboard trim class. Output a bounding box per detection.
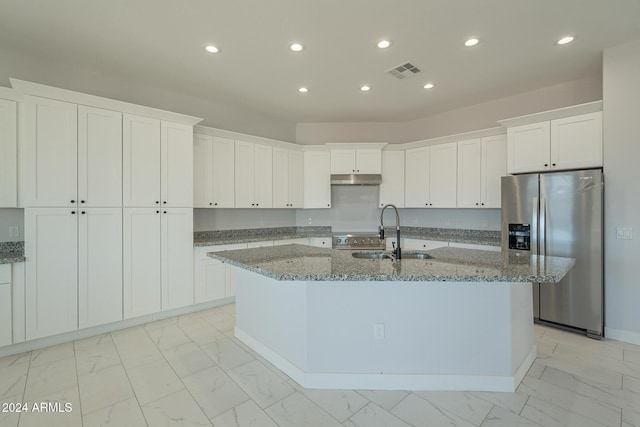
[604,327,640,345]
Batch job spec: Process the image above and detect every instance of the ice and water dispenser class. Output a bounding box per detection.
[508,224,531,251]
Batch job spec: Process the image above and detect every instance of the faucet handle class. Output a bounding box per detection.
[379,226,385,240]
[392,241,396,250]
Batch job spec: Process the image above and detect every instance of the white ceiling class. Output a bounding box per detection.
[1,0,640,123]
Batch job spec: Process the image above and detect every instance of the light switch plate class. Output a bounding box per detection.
[617,227,633,239]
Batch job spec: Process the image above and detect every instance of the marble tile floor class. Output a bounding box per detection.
[1,303,639,426]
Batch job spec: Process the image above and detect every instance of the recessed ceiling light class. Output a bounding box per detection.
[298,87,309,93]
[556,36,575,45]
[290,42,305,52]
[377,40,392,49]
[360,85,371,92]
[464,38,480,47]
[423,83,435,89]
[204,44,220,54]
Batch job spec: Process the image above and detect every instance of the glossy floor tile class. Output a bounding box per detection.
[0,303,639,426]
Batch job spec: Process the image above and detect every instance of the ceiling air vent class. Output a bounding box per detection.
[385,62,422,80]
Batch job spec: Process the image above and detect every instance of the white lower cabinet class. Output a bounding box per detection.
[247,241,274,248]
[161,208,194,310]
[309,237,331,248]
[0,264,12,346]
[195,243,247,303]
[25,208,78,340]
[78,208,123,329]
[124,208,193,318]
[273,238,309,246]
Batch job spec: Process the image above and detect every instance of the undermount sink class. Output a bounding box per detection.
[351,251,432,260]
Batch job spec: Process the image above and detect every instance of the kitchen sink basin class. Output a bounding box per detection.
[351,251,432,260]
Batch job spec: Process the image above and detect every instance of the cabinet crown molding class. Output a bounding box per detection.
[10,78,202,126]
[498,100,602,128]
[325,142,387,150]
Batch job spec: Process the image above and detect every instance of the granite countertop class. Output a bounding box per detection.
[194,226,500,247]
[194,226,332,246]
[0,242,25,264]
[208,244,574,282]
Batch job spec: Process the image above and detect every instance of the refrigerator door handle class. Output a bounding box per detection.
[540,197,546,256]
[532,197,538,255]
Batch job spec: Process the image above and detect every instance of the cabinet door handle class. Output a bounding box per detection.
[552,163,556,167]
[81,211,86,214]
[156,210,160,213]
[71,200,75,204]
[481,203,485,206]
[163,201,167,204]
[163,211,167,214]
[71,211,76,214]
[544,163,548,167]
[475,202,479,206]
[155,201,160,204]
[214,202,218,206]
[209,202,213,206]
[80,200,85,204]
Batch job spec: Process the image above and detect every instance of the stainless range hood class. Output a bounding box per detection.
[330,174,382,185]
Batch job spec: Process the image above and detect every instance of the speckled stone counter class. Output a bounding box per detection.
[208,244,574,282]
[194,226,332,246]
[0,241,25,264]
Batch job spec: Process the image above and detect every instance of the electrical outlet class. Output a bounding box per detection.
[8,226,19,238]
[308,217,312,225]
[617,227,633,239]
[374,323,385,340]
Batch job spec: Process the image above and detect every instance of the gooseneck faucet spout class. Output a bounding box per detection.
[379,203,401,260]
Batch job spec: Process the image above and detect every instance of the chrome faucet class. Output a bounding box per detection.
[379,203,401,260]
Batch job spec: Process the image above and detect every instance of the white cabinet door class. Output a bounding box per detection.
[304,151,331,208]
[193,133,212,208]
[235,141,255,208]
[123,114,161,207]
[161,121,193,207]
[429,142,457,208]
[25,208,78,340]
[24,96,78,207]
[78,208,123,329]
[289,150,304,208]
[247,241,274,248]
[212,137,235,208]
[78,106,122,207]
[0,98,17,207]
[309,237,331,247]
[254,144,273,208]
[272,147,289,208]
[195,243,246,303]
[507,121,551,174]
[356,149,382,174]
[551,111,602,170]
[457,138,482,208]
[161,208,194,310]
[0,265,11,346]
[123,208,161,318]
[330,149,357,174]
[481,134,507,208]
[379,150,405,208]
[404,146,430,207]
[449,242,501,252]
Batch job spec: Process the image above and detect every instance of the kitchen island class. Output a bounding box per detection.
[209,244,574,392]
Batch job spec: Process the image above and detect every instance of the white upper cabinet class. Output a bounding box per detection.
[123,114,161,207]
[457,135,506,208]
[405,146,430,207]
[273,147,304,208]
[550,112,603,171]
[0,97,17,207]
[429,142,457,208]
[78,106,122,207]
[328,144,385,174]
[24,96,78,207]
[504,106,603,174]
[235,141,273,208]
[161,121,193,207]
[304,150,331,208]
[379,150,405,208]
[406,143,457,208]
[194,134,235,208]
[123,115,193,207]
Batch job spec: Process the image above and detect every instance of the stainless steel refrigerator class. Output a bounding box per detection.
[501,169,604,338]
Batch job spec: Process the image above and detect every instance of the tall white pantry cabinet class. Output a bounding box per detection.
[20,86,199,342]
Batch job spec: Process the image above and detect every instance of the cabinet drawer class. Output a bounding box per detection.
[0,282,12,346]
[0,264,10,283]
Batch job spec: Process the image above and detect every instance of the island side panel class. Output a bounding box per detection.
[234,269,307,370]
[305,281,521,376]
[510,282,535,372]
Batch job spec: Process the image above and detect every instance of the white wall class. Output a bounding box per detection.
[0,46,296,142]
[296,186,501,232]
[194,209,297,231]
[0,209,24,242]
[602,40,640,343]
[296,74,602,145]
